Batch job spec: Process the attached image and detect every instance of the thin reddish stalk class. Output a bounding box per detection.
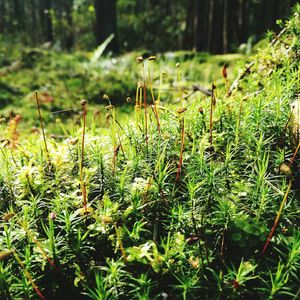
[222,64,229,96]
[150,104,161,134]
[148,65,161,134]
[289,140,300,166]
[277,112,292,148]
[262,180,292,255]
[35,92,51,168]
[118,134,126,159]
[152,105,161,134]
[176,118,185,181]
[14,251,46,300]
[113,144,121,172]
[22,224,58,271]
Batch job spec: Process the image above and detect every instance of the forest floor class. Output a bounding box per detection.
[0,9,299,300]
[0,36,246,135]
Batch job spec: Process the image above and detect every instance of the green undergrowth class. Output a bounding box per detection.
[0,35,244,135]
[0,6,300,300]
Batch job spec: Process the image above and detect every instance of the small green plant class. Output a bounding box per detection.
[224,259,257,297]
[85,272,112,300]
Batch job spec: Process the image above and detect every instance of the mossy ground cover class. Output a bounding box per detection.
[0,7,300,300]
[0,35,244,136]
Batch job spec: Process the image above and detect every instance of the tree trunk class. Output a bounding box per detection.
[30,0,38,44]
[64,0,74,49]
[209,0,224,53]
[195,0,209,52]
[237,0,249,44]
[0,0,5,33]
[184,0,197,50]
[223,0,228,53]
[43,0,53,42]
[94,0,118,53]
[207,0,215,52]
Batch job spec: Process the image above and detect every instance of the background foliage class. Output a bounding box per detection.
[0,0,298,53]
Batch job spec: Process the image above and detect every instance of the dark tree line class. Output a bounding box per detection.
[0,0,117,51]
[0,0,298,53]
[119,0,298,53]
[94,0,118,52]
[0,0,74,47]
[184,0,298,53]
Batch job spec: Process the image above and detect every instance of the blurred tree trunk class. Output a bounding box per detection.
[184,0,196,50]
[184,0,209,51]
[3,0,14,34]
[195,0,209,51]
[64,0,74,49]
[149,0,160,6]
[207,0,214,52]
[94,0,118,53]
[265,0,275,30]
[42,0,53,42]
[30,0,38,44]
[186,0,229,53]
[223,0,228,53]
[13,0,24,31]
[237,0,249,44]
[192,0,199,51]
[0,0,5,33]
[210,0,224,53]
